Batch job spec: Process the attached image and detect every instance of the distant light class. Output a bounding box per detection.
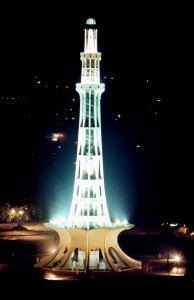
[170,223,178,227]
[136,145,141,148]
[114,114,121,121]
[174,255,181,263]
[47,133,65,142]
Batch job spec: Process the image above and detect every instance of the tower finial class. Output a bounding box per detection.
[86,18,96,25]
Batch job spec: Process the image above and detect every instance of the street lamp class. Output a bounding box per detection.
[174,255,181,263]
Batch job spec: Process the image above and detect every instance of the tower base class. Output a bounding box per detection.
[34,226,142,273]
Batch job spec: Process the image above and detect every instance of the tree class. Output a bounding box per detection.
[0,202,43,228]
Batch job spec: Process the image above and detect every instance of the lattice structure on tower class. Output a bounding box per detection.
[66,18,112,230]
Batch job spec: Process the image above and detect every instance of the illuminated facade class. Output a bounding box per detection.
[66,18,112,229]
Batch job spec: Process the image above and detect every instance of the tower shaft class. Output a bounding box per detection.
[66,18,111,230]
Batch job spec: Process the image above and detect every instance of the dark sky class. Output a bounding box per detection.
[0,4,193,227]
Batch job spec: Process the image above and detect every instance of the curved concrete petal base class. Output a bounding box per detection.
[34,226,142,272]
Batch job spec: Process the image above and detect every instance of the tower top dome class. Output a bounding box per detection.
[86,18,96,25]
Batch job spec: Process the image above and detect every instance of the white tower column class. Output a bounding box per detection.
[66,18,112,230]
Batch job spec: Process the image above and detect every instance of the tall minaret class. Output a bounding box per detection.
[66,18,112,230]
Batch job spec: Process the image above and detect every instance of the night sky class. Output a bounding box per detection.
[0,5,192,227]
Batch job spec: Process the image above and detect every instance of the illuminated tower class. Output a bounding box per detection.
[66,18,112,230]
[35,18,142,273]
